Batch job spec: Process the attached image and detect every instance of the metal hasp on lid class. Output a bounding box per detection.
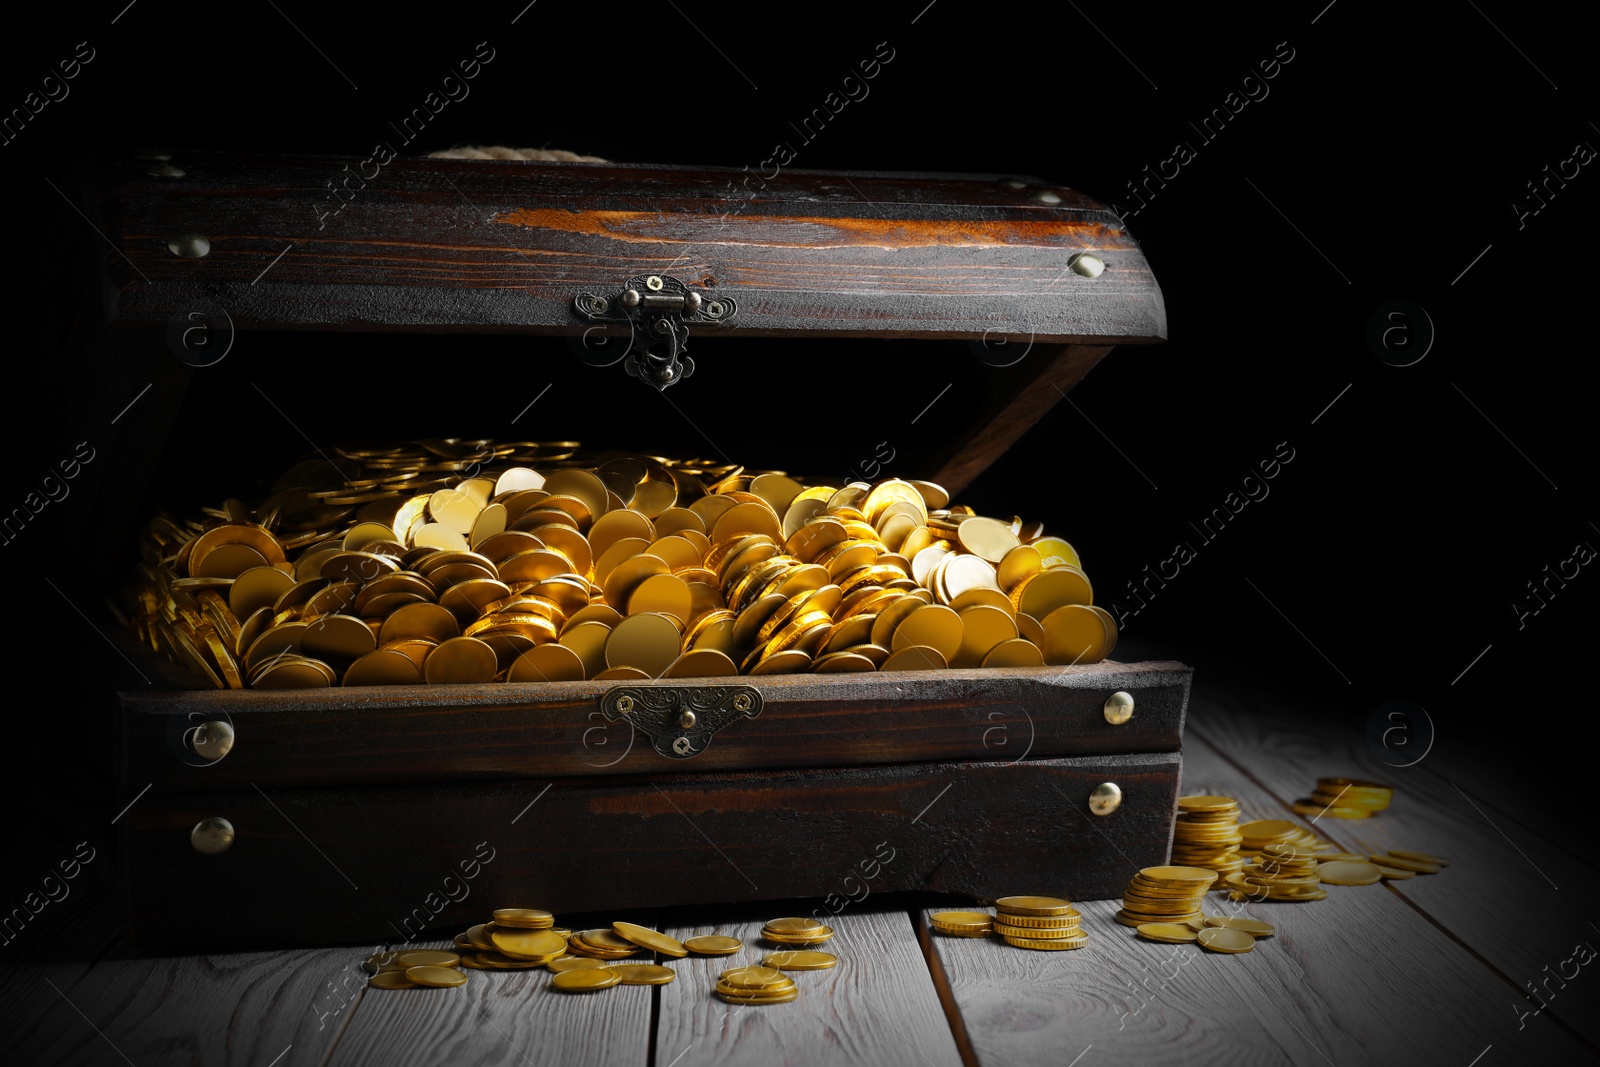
[572,274,738,391]
[599,684,762,759]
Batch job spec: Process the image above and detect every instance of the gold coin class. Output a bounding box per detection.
[1387,850,1449,867]
[1030,537,1081,569]
[683,935,743,956]
[576,928,639,951]
[763,917,824,933]
[1013,567,1093,620]
[890,604,963,661]
[994,896,1075,916]
[396,950,460,968]
[663,648,740,677]
[627,572,692,625]
[1196,927,1255,953]
[493,908,554,928]
[950,604,1017,667]
[720,965,789,989]
[1374,865,1415,880]
[1290,798,1370,819]
[1135,923,1198,944]
[763,950,838,970]
[993,921,1080,939]
[1177,795,1238,813]
[996,544,1043,594]
[605,611,682,676]
[368,971,419,989]
[715,989,798,1005]
[1206,916,1274,936]
[1000,934,1089,951]
[423,635,499,683]
[507,641,586,683]
[931,910,994,929]
[878,645,947,672]
[1367,853,1440,874]
[548,957,608,972]
[609,963,678,985]
[1317,860,1383,886]
[981,637,1044,668]
[956,516,1020,563]
[1039,604,1109,666]
[490,928,566,959]
[992,911,1079,929]
[406,965,467,987]
[612,921,688,958]
[551,967,622,992]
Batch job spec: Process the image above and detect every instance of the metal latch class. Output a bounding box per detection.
[599,685,762,759]
[571,274,737,391]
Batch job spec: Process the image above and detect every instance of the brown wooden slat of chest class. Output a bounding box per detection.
[1187,692,1600,1050]
[119,752,1178,951]
[320,938,651,1067]
[119,662,1189,793]
[8,942,359,1067]
[656,906,964,1067]
[922,731,1595,1066]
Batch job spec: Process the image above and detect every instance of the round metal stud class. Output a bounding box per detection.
[1032,190,1062,204]
[167,233,211,259]
[1103,691,1134,725]
[187,720,235,762]
[684,290,703,313]
[1068,252,1105,278]
[620,289,641,309]
[679,710,697,729]
[147,163,186,178]
[645,275,664,291]
[191,817,235,855]
[1089,782,1123,816]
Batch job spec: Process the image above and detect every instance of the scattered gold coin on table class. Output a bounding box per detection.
[553,968,623,993]
[1135,923,1198,944]
[763,950,839,970]
[609,964,678,985]
[368,970,421,989]
[1196,927,1256,954]
[406,965,468,988]
[123,442,1113,686]
[763,917,835,945]
[613,921,689,958]
[931,910,994,937]
[1316,860,1384,886]
[1367,851,1447,874]
[683,935,743,956]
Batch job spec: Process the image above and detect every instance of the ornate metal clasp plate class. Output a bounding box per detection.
[572,274,737,391]
[599,685,762,759]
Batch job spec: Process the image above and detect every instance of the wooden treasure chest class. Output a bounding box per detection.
[69,150,1185,948]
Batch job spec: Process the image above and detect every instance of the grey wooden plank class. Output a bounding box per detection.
[9,943,358,1066]
[323,937,651,1067]
[657,906,964,1067]
[923,734,1594,1066]
[1188,691,1600,1050]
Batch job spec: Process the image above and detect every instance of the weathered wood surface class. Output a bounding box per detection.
[657,906,963,1067]
[120,752,1180,950]
[1188,691,1600,1049]
[120,660,1189,792]
[87,154,1164,344]
[324,937,652,1067]
[923,730,1596,1065]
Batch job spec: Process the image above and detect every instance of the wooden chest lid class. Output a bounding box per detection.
[88,153,1164,342]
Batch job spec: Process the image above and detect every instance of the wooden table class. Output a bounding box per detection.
[6,684,1596,1066]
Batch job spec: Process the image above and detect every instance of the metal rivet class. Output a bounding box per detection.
[1103,691,1134,725]
[1068,252,1105,278]
[672,737,692,755]
[684,290,703,314]
[191,816,235,855]
[645,275,664,291]
[167,233,211,259]
[147,163,186,178]
[733,693,752,712]
[187,720,235,762]
[1089,782,1122,816]
[620,289,641,309]
[1032,190,1062,205]
[705,300,725,318]
[679,710,697,729]
[615,695,634,713]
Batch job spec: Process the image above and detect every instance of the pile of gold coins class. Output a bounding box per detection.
[1290,777,1394,819]
[1134,913,1275,954]
[1237,819,1335,861]
[932,894,1088,950]
[1170,795,1245,876]
[122,440,1115,687]
[361,948,469,989]
[1115,867,1218,928]
[1223,842,1327,901]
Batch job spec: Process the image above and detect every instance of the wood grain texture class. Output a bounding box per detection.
[119,660,1189,793]
[656,906,964,1067]
[8,942,358,1066]
[923,731,1594,1065]
[120,753,1179,951]
[322,938,651,1067]
[85,154,1163,344]
[1187,690,1600,1050]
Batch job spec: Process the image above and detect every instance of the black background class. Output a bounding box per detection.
[1,0,1592,930]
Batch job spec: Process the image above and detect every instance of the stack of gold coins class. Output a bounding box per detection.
[1116,867,1217,928]
[762,917,834,945]
[716,965,798,1005]
[564,929,644,960]
[364,949,468,989]
[1291,778,1394,819]
[992,896,1088,950]
[1237,819,1330,860]
[930,910,994,937]
[1224,842,1326,902]
[122,441,1116,687]
[1170,795,1245,876]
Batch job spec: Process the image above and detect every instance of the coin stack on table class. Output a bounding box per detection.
[1169,795,1245,876]
[120,440,1117,687]
[1291,777,1394,819]
[1115,866,1218,928]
